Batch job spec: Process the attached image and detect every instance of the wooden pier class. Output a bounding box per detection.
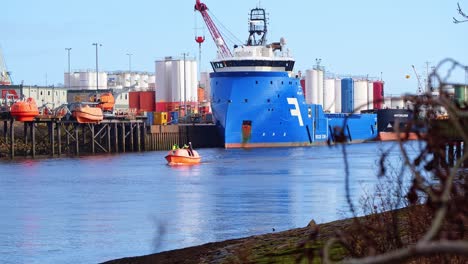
[0,117,222,159]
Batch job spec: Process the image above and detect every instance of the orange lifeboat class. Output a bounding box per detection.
[10,97,39,122]
[378,131,420,141]
[72,104,104,124]
[165,143,201,165]
[91,92,115,113]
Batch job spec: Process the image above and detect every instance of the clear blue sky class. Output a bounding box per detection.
[2,0,467,95]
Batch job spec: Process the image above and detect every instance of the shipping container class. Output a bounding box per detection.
[154,112,168,125]
[145,111,154,126]
[170,111,179,124]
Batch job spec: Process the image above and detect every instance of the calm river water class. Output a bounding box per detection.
[0,141,419,263]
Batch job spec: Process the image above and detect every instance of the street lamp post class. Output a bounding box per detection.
[65,48,72,89]
[92,43,102,91]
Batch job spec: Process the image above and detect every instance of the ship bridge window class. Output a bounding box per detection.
[256,81,259,84]
[270,81,273,84]
[244,99,248,103]
[228,100,232,103]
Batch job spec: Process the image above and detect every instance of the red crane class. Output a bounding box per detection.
[194,0,232,58]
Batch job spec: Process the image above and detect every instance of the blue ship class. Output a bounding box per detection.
[200,4,377,148]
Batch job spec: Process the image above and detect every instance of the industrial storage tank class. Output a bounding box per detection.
[367,80,374,110]
[323,78,335,113]
[155,60,170,111]
[341,78,354,113]
[304,69,314,104]
[373,81,384,109]
[155,56,198,113]
[354,80,368,113]
[170,60,182,102]
[390,96,405,109]
[317,69,324,106]
[334,79,342,113]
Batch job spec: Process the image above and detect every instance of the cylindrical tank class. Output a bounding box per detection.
[367,81,374,110]
[300,79,306,97]
[305,69,314,104]
[317,69,324,106]
[373,81,384,109]
[98,72,108,89]
[155,60,168,102]
[129,91,140,110]
[323,79,335,113]
[341,78,354,113]
[189,59,198,102]
[454,85,467,105]
[354,80,368,113]
[139,91,156,112]
[390,96,404,109]
[334,79,342,113]
[79,72,91,90]
[171,60,182,102]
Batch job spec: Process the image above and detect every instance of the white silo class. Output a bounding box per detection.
[317,69,324,106]
[98,72,108,89]
[79,72,92,89]
[390,96,405,109]
[139,74,149,89]
[354,80,368,112]
[189,59,198,102]
[155,60,169,102]
[367,80,374,110]
[334,79,342,113]
[171,60,183,102]
[384,96,392,109]
[305,69,314,104]
[323,79,335,113]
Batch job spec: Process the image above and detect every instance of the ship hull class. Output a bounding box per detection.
[210,71,378,148]
[376,108,424,141]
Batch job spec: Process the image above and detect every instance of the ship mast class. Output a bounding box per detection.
[246,8,267,46]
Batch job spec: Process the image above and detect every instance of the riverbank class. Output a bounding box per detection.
[98,206,411,264]
[102,201,468,264]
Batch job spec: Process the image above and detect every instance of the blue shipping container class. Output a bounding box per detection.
[341,78,354,113]
[145,112,154,126]
[170,111,179,124]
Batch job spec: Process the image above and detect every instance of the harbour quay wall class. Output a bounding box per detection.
[146,124,222,151]
[0,118,222,159]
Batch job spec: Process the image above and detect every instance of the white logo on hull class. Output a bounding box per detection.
[287,97,304,126]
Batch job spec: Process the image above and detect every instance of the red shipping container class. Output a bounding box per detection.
[139,91,156,112]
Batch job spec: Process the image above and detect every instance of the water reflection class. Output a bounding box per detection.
[0,142,420,263]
